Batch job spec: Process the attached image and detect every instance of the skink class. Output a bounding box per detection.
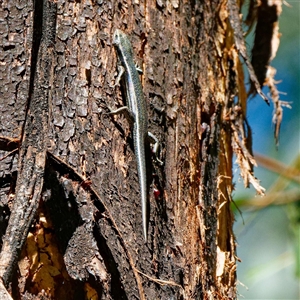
[111,29,149,241]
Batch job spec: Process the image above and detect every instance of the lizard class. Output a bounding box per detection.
[109,29,160,241]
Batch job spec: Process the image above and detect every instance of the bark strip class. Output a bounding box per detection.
[0,0,57,286]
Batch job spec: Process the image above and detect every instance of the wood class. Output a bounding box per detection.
[0,0,281,298]
[0,0,56,286]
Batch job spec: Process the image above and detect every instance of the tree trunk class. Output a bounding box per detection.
[0,0,280,299]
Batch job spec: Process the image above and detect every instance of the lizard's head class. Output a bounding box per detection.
[112,29,123,45]
[113,29,133,54]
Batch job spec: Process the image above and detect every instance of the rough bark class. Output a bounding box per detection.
[0,0,281,299]
[0,0,56,286]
